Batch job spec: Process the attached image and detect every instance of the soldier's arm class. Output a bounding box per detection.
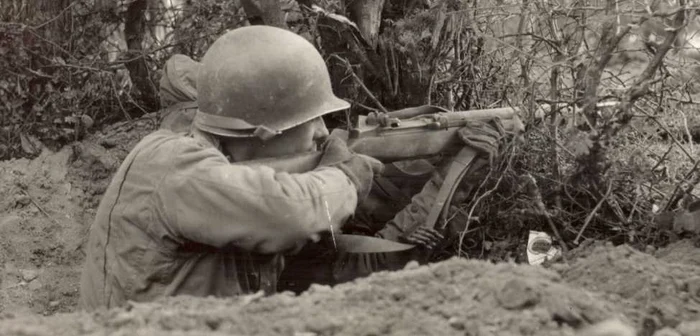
[158,144,358,254]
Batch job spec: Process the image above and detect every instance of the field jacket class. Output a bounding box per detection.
[79,130,357,310]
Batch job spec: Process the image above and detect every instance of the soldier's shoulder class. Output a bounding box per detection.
[138,129,225,164]
[137,129,206,155]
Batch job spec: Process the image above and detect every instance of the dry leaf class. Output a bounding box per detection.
[19,134,42,156]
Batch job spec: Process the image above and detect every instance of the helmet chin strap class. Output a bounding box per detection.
[190,128,253,163]
[191,122,284,162]
[220,138,257,163]
[252,125,281,141]
[190,128,222,152]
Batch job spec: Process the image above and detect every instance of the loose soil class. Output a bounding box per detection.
[0,114,158,316]
[0,114,699,335]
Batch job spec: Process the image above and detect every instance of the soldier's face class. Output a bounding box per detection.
[250,117,330,159]
[265,117,328,157]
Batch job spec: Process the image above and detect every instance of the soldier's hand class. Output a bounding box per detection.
[401,227,444,249]
[457,117,506,164]
[319,136,384,201]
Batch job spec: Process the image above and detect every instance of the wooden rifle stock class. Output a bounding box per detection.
[235,106,523,173]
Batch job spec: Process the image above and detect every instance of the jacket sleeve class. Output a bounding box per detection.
[157,142,358,254]
[375,175,441,241]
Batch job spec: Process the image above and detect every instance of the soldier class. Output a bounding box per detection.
[80,25,505,309]
[79,25,384,310]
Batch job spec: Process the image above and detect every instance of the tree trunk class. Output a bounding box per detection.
[124,0,159,113]
[346,0,385,49]
[241,0,288,28]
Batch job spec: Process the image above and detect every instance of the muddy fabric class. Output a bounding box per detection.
[79,129,358,310]
[159,54,200,107]
[159,101,198,134]
[158,55,200,134]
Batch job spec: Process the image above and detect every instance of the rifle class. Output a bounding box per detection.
[234,105,523,253]
[240,105,523,173]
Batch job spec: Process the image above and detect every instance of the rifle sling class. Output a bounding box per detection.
[423,147,478,231]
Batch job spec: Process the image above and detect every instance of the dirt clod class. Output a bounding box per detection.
[20,269,39,282]
[560,244,700,328]
[656,240,700,267]
[446,317,465,330]
[654,327,682,336]
[575,319,636,336]
[676,320,700,336]
[495,278,541,309]
[14,194,31,207]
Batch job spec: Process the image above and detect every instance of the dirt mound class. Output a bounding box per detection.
[0,115,158,316]
[68,114,159,208]
[558,243,700,332]
[656,239,700,267]
[0,148,86,316]
[2,242,698,335]
[0,258,625,336]
[1,111,700,335]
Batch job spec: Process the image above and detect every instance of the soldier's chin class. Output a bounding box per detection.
[314,138,327,151]
[285,241,308,256]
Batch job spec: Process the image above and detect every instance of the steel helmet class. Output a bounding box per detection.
[194,25,350,140]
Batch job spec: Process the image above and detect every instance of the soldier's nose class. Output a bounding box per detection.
[314,118,330,139]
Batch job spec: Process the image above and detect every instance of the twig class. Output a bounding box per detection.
[458,174,500,250]
[679,109,694,153]
[123,84,150,115]
[580,20,632,127]
[346,99,377,112]
[574,179,613,245]
[24,68,53,79]
[633,104,696,164]
[19,189,60,226]
[427,73,434,106]
[664,158,700,211]
[111,78,132,121]
[22,26,74,59]
[626,195,641,223]
[532,127,577,158]
[330,54,388,113]
[523,173,569,253]
[649,141,674,172]
[457,144,518,255]
[605,195,628,226]
[379,39,395,96]
[622,0,687,105]
[390,39,399,97]
[29,1,77,30]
